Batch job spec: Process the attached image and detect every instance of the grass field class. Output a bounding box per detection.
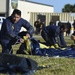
[0,35,75,75]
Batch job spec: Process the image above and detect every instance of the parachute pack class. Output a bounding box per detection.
[0,53,38,75]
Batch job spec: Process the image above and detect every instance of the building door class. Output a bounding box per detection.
[37,15,46,24]
[51,16,59,25]
[0,13,5,16]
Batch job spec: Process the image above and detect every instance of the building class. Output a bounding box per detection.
[30,12,75,26]
[0,0,54,22]
[0,0,75,27]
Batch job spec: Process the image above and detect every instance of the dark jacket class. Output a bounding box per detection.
[0,16,34,43]
[45,25,60,37]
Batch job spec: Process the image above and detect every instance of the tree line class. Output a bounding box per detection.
[62,4,75,12]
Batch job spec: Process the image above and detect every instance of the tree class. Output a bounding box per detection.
[72,4,75,12]
[62,4,75,12]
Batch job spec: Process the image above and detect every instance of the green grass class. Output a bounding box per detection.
[14,54,75,75]
[0,36,75,75]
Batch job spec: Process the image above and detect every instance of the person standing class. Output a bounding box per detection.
[72,20,75,30]
[71,31,75,43]
[66,21,71,36]
[49,20,54,25]
[0,9,34,54]
[34,19,41,34]
[58,20,62,26]
[40,21,45,30]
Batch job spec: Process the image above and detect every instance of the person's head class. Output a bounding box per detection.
[49,20,54,25]
[37,18,41,22]
[11,9,21,23]
[60,24,68,32]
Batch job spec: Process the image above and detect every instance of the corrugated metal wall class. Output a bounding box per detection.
[30,12,75,26]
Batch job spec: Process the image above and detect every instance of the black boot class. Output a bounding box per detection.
[16,50,26,54]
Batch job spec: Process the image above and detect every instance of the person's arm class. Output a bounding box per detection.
[55,27,67,47]
[1,19,20,39]
[22,19,34,37]
[59,32,67,47]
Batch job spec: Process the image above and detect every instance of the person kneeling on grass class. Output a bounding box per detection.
[0,9,34,54]
[40,24,68,48]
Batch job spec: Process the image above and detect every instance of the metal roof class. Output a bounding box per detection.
[20,0,54,7]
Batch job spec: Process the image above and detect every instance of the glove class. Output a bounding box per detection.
[49,45,55,49]
[54,44,60,49]
[23,36,29,40]
[39,43,49,49]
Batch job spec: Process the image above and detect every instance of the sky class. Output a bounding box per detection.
[29,0,75,13]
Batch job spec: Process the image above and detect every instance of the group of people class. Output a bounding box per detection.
[71,20,75,43]
[34,19,45,35]
[0,9,75,55]
[58,21,71,36]
[58,20,75,44]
